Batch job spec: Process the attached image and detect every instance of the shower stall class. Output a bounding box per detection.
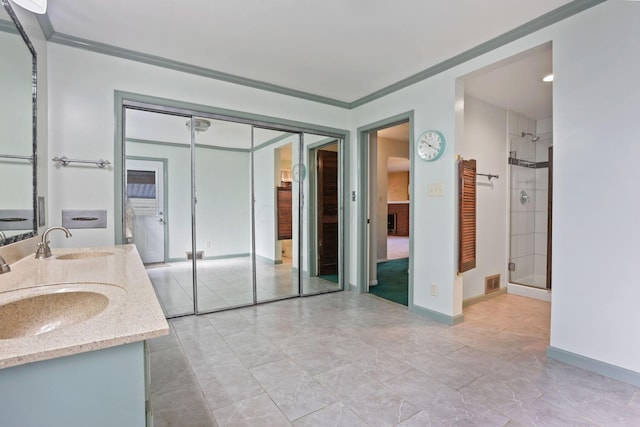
[508,115,552,290]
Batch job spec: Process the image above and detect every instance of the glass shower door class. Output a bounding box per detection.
[508,126,552,289]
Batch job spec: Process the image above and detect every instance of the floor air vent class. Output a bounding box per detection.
[485,274,501,294]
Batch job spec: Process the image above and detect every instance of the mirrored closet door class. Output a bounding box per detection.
[122,104,344,318]
[125,108,194,317]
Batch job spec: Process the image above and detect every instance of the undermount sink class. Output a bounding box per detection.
[0,283,126,339]
[55,251,115,260]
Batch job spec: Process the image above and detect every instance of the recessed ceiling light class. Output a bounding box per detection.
[542,74,554,83]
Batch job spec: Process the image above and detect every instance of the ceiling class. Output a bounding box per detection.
[40,0,581,104]
[378,122,410,142]
[464,43,553,119]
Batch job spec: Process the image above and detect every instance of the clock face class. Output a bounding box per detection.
[416,130,445,162]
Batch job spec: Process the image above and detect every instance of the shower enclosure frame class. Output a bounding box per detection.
[115,94,349,318]
[507,130,552,291]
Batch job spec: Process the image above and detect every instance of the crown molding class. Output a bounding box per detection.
[36,0,605,110]
[348,0,606,108]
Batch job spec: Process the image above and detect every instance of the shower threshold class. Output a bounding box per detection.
[507,282,551,302]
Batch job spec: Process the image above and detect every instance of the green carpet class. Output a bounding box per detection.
[319,273,339,283]
[369,258,408,306]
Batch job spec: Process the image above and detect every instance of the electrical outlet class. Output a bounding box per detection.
[206,241,211,248]
[431,283,438,296]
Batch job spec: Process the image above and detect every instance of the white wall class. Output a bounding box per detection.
[461,96,508,300]
[195,148,251,259]
[47,44,349,252]
[551,2,640,372]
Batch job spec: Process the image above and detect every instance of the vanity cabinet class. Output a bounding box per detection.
[0,342,148,427]
[0,244,167,427]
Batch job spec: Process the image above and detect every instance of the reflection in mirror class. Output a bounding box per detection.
[120,101,346,317]
[302,134,343,295]
[253,128,301,302]
[0,1,37,245]
[195,119,254,312]
[125,108,194,317]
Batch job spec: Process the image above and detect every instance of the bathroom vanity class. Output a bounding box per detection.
[0,244,169,427]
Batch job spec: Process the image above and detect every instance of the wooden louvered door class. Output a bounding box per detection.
[458,159,477,273]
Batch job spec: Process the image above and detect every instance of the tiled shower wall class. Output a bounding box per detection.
[508,112,552,288]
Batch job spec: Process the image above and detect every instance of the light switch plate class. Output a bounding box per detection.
[428,183,445,197]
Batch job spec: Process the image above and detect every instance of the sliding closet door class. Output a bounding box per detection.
[194,118,254,312]
[302,135,343,295]
[253,128,301,302]
[124,108,194,317]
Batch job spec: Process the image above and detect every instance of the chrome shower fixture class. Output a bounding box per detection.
[186,118,211,133]
[521,131,540,142]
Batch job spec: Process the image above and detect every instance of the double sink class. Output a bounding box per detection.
[0,242,168,370]
[0,250,122,340]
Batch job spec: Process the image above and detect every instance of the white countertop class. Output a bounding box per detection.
[0,245,169,369]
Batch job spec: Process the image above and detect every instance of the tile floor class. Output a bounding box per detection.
[147,257,341,316]
[148,292,640,426]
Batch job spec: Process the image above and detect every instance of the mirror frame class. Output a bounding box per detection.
[0,0,38,245]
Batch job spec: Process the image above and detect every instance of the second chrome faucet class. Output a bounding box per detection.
[35,226,72,259]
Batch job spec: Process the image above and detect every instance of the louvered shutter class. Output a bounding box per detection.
[459,159,476,273]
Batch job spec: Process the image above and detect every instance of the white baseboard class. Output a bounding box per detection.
[507,282,551,302]
[547,346,640,388]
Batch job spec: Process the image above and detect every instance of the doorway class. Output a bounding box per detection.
[306,140,342,294]
[359,118,412,306]
[460,42,552,304]
[125,158,167,264]
[118,97,348,318]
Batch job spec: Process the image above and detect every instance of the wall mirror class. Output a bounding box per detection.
[0,0,37,245]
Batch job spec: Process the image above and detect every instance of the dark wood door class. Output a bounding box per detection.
[317,150,339,276]
[277,187,292,240]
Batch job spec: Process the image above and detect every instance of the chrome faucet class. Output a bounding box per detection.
[35,226,72,259]
[0,256,9,274]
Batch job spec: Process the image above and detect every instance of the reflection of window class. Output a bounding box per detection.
[127,170,157,216]
[127,170,156,198]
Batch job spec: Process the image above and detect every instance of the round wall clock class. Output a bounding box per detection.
[416,130,445,162]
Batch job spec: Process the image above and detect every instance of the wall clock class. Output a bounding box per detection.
[416,130,445,162]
